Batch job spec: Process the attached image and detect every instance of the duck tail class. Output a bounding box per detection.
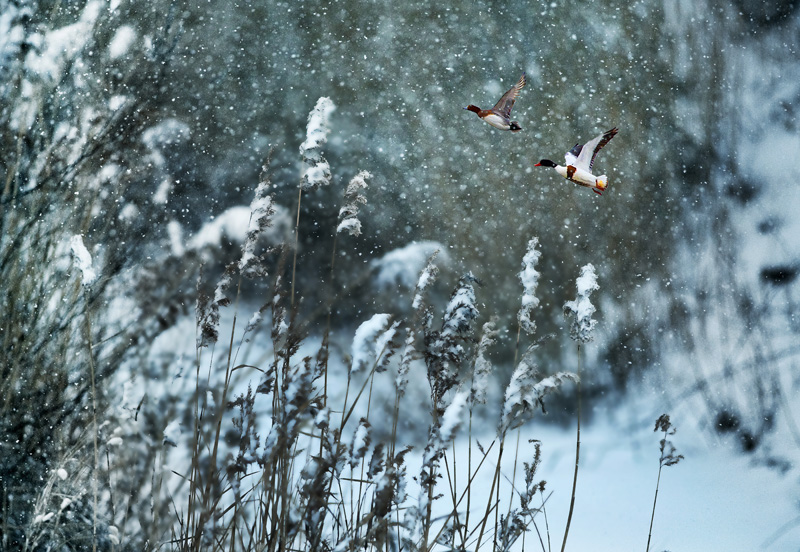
[594,175,608,194]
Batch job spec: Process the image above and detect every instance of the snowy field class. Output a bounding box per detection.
[519,409,798,552]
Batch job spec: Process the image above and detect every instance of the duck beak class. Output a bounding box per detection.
[534,162,542,167]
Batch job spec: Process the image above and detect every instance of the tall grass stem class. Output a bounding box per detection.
[560,343,581,552]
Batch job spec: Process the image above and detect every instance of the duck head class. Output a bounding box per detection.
[534,159,557,168]
[464,105,481,114]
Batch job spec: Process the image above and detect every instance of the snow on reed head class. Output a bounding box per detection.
[411,251,440,312]
[425,390,469,465]
[70,235,97,287]
[441,272,479,339]
[518,237,541,335]
[470,318,498,406]
[197,264,234,348]
[300,97,336,190]
[348,418,371,469]
[500,364,579,434]
[239,164,275,278]
[395,330,416,398]
[417,389,469,524]
[374,320,400,372]
[350,313,392,374]
[563,263,599,343]
[337,170,371,237]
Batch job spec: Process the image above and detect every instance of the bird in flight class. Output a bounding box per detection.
[464,73,527,132]
[535,127,619,195]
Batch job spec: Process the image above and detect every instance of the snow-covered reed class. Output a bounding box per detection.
[337,170,371,237]
[300,97,336,191]
[560,262,600,552]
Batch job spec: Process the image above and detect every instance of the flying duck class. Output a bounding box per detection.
[535,127,618,195]
[464,73,526,132]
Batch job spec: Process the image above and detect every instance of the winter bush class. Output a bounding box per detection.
[1,2,184,548]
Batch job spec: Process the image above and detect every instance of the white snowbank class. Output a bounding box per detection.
[371,240,450,291]
[188,204,292,255]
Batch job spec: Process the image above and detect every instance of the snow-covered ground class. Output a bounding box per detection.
[132,295,800,551]
[518,410,798,552]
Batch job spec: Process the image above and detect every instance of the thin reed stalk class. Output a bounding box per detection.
[82,289,99,552]
[647,415,683,552]
[464,412,474,546]
[560,344,582,552]
[475,436,505,552]
[290,185,303,309]
[320,231,340,411]
[645,461,662,552]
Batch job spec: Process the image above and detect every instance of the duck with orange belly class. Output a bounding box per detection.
[464,73,527,132]
[535,127,618,195]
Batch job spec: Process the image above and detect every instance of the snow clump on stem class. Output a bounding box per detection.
[350,313,392,374]
[469,318,498,406]
[518,236,541,335]
[500,363,579,434]
[70,235,97,287]
[337,170,371,236]
[299,97,336,190]
[411,251,440,312]
[563,263,600,343]
[239,164,275,278]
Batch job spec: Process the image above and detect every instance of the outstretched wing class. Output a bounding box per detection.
[491,73,526,117]
[565,143,582,166]
[575,127,618,171]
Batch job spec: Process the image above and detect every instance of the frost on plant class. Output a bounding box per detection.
[227,387,260,501]
[563,263,600,343]
[70,234,97,287]
[337,170,371,237]
[416,390,469,540]
[434,389,468,451]
[441,272,479,339]
[162,419,181,447]
[374,320,401,372]
[518,236,541,335]
[300,97,336,190]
